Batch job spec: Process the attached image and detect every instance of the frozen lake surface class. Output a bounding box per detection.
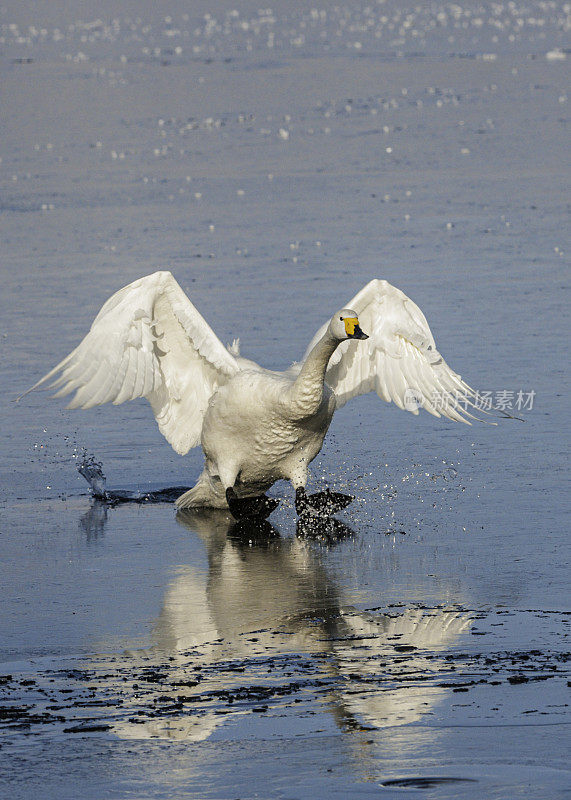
[1,1,569,797]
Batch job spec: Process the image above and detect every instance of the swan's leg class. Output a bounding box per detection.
[225,487,279,520]
[295,486,353,517]
[217,462,280,520]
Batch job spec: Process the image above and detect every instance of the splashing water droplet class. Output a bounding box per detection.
[77,451,107,499]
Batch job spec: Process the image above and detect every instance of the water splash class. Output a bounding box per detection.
[76,450,189,504]
[77,452,107,499]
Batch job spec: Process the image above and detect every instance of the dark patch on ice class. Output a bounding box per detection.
[382,776,477,788]
[0,705,65,727]
[63,723,111,733]
[508,674,530,684]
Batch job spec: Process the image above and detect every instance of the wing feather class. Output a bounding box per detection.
[113,346,139,406]
[132,346,147,401]
[23,271,240,454]
[407,362,441,418]
[70,359,113,409]
[110,349,134,404]
[374,353,391,402]
[306,279,491,423]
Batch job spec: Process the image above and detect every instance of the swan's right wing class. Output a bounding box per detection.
[23,271,240,454]
[304,279,493,423]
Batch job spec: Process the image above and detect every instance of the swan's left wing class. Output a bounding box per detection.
[21,271,240,453]
[304,279,489,422]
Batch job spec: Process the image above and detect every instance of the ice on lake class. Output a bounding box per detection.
[0,1,569,798]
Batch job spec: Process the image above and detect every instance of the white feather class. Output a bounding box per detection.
[23,271,239,455]
[304,279,486,422]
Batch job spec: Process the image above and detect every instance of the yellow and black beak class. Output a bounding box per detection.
[344,317,369,340]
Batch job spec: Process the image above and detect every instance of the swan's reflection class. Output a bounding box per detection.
[151,510,344,663]
[94,507,471,743]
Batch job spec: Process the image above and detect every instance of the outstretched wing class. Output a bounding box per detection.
[23,271,240,453]
[304,279,488,423]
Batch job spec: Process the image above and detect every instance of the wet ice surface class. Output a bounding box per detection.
[1,0,569,797]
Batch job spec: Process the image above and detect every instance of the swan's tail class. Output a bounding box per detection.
[175,469,228,510]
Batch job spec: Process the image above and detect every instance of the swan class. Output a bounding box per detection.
[23,271,492,518]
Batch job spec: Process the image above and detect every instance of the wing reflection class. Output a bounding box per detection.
[325,607,471,731]
[88,507,471,741]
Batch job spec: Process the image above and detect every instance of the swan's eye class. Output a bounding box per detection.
[339,316,343,321]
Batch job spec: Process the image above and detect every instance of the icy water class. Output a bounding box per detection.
[1,1,569,798]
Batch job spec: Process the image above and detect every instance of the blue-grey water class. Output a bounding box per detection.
[1,1,569,798]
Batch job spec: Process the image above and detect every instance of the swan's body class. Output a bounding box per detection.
[24,271,489,515]
[189,340,338,508]
[197,370,335,506]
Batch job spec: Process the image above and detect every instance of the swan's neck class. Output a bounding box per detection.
[289,331,338,417]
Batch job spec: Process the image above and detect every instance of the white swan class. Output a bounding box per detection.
[24,271,490,518]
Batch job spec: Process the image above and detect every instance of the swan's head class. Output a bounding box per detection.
[329,309,369,341]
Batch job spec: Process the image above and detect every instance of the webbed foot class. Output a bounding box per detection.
[295,487,353,517]
[226,487,280,520]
